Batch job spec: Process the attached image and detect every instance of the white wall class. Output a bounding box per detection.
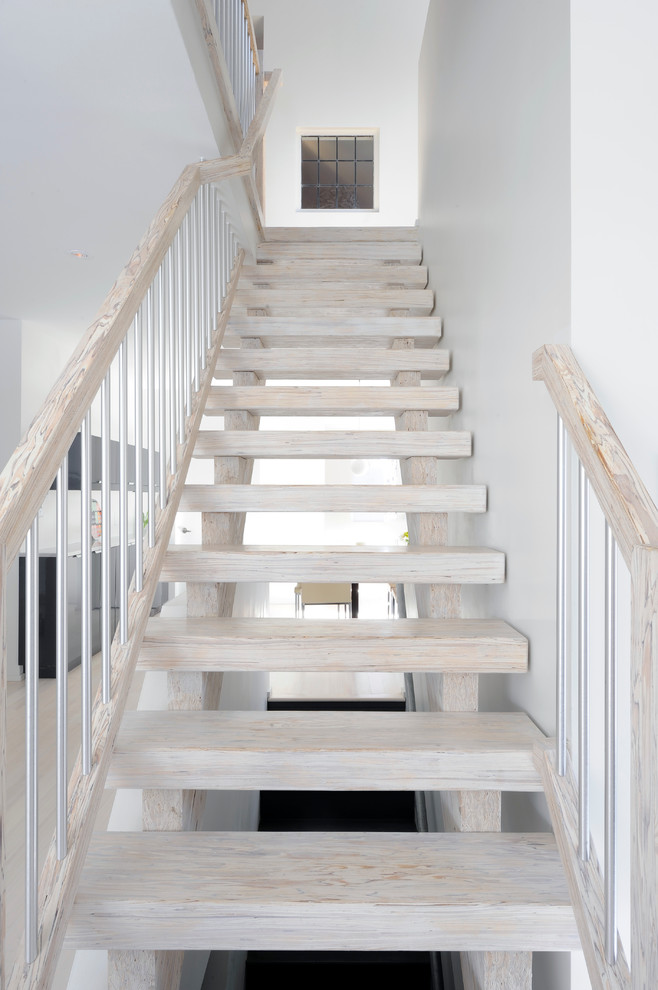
[568,4,658,986]
[417,2,571,986]
[253,0,429,227]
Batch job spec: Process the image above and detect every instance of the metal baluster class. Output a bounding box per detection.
[101,372,111,701]
[605,521,618,962]
[199,188,207,372]
[81,412,92,775]
[169,242,178,475]
[578,460,590,861]
[556,414,567,776]
[185,212,193,416]
[191,196,200,393]
[56,457,68,859]
[25,515,39,963]
[119,339,128,642]
[219,203,226,308]
[147,282,156,548]
[177,228,186,443]
[134,308,144,591]
[159,257,168,508]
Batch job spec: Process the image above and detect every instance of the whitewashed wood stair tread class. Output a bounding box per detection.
[107,710,544,791]
[160,545,505,584]
[256,242,423,263]
[232,288,434,316]
[179,484,486,513]
[262,227,420,242]
[214,348,449,379]
[242,277,429,293]
[137,617,528,673]
[242,263,428,285]
[205,386,459,416]
[66,832,578,952]
[226,316,442,343]
[194,430,472,459]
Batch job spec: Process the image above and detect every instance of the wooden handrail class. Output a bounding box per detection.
[7,253,245,990]
[533,343,658,568]
[0,153,249,571]
[241,0,260,75]
[240,67,282,158]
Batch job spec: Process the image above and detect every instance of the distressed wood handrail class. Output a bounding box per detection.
[7,251,245,990]
[0,153,249,571]
[533,343,658,569]
[241,0,260,75]
[535,342,658,990]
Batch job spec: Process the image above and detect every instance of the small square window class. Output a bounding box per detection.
[300,133,375,210]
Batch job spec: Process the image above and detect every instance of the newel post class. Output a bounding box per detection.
[630,545,658,989]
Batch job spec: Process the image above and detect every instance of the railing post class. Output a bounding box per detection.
[630,545,658,989]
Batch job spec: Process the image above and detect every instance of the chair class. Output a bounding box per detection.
[294,582,353,617]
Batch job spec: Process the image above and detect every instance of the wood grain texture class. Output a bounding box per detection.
[194,430,471,459]
[137,617,528,673]
[533,344,658,568]
[241,263,429,285]
[539,748,629,990]
[256,242,423,263]
[242,277,429,293]
[225,315,442,347]
[232,288,434,316]
[179,484,486,513]
[631,546,658,990]
[205,385,459,416]
[262,227,419,242]
[161,544,505,585]
[214,348,449,379]
[6,253,245,990]
[108,710,545,791]
[66,831,578,953]
[108,951,183,990]
[198,154,252,183]
[195,0,244,151]
[240,69,282,157]
[461,952,532,990]
[241,0,260,74]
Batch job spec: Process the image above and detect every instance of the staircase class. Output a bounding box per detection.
[65,227,578,988]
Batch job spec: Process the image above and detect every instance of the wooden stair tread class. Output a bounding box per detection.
[242,277,429,292]
[225,317,442,346]
[194,430,472,459]
[160,544,505,584]
[232,288,433,317]
[256,243,422,263]
[108,710,544,791]
[262,227,420,242]
[214,348,449,379]
[67,831,578,952]
[242,263,428,285]
[138,617,528,673]
[205,386,459,416]
[179,484,486,513]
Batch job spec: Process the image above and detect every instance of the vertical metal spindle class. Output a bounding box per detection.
[556,414,567,776]
[134,308,144,591]
[184,212,193,416]
[147,283,156,548]
[177,228,186,443]
[191,196,200,393]
[81,412,92,775]
[578,459,590,861]
[119,339,129,642]
[56,458,68,859]
[605,520,618,962]
[219,202,226,308]
[25,515,39,963]
[159,258,168,508]
[169,243,178,475]
[199,188,207,371]
[101,372,111,702]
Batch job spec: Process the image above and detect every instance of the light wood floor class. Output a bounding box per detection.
[5,656,144,989]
